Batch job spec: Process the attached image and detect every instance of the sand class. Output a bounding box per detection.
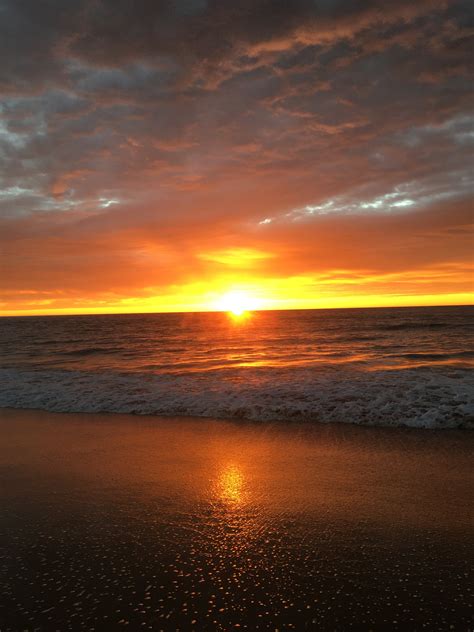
[0,407,472,630]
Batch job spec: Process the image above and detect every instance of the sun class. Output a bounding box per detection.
[214,290,257,317]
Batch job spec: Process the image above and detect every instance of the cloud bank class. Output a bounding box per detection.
[0,0,472,312]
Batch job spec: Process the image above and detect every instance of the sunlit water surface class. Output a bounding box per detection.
[0,306,473,427]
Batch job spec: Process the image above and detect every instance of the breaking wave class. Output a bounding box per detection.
[0,366,472,429]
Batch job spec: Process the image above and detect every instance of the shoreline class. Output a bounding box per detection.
[0,398,474,435]
[2,401,474,431]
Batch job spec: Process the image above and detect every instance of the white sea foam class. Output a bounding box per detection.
[0,366,472,429]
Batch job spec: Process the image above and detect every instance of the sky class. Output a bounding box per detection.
[0,0,473,315]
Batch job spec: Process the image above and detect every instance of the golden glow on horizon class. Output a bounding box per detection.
[1,269,472,316]
[1,291,472,316]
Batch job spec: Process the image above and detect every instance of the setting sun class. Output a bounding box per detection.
[214,290,261,316]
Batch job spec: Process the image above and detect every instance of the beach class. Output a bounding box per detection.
[0,407,472,630]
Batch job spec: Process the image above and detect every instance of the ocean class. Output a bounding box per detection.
[0,305,472,428]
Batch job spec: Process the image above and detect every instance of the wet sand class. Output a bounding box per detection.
[0,408,472,630]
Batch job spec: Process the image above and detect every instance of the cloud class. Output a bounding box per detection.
[0,0,472,312]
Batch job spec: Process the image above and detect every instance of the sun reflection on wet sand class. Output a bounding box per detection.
[216,463,246,505]
[208,461,265,564]
[211,461,257,545]
[1,411,473,630]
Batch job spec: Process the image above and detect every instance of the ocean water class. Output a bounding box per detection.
[0,306,472,428]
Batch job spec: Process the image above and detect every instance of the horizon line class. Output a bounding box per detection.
[1,303,472,319]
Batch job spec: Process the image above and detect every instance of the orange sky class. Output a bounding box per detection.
[0,0,473,315]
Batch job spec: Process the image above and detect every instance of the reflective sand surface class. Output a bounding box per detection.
[0,409,472,630]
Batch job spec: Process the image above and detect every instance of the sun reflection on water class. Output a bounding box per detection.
[228,309,251,323]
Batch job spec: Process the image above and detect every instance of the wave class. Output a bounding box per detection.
[334,334,381,343]
[378,321,468,331]
[0,366,472,430]
[391,351,474,361]
[32,338,85,346]
[62,346,127,356]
